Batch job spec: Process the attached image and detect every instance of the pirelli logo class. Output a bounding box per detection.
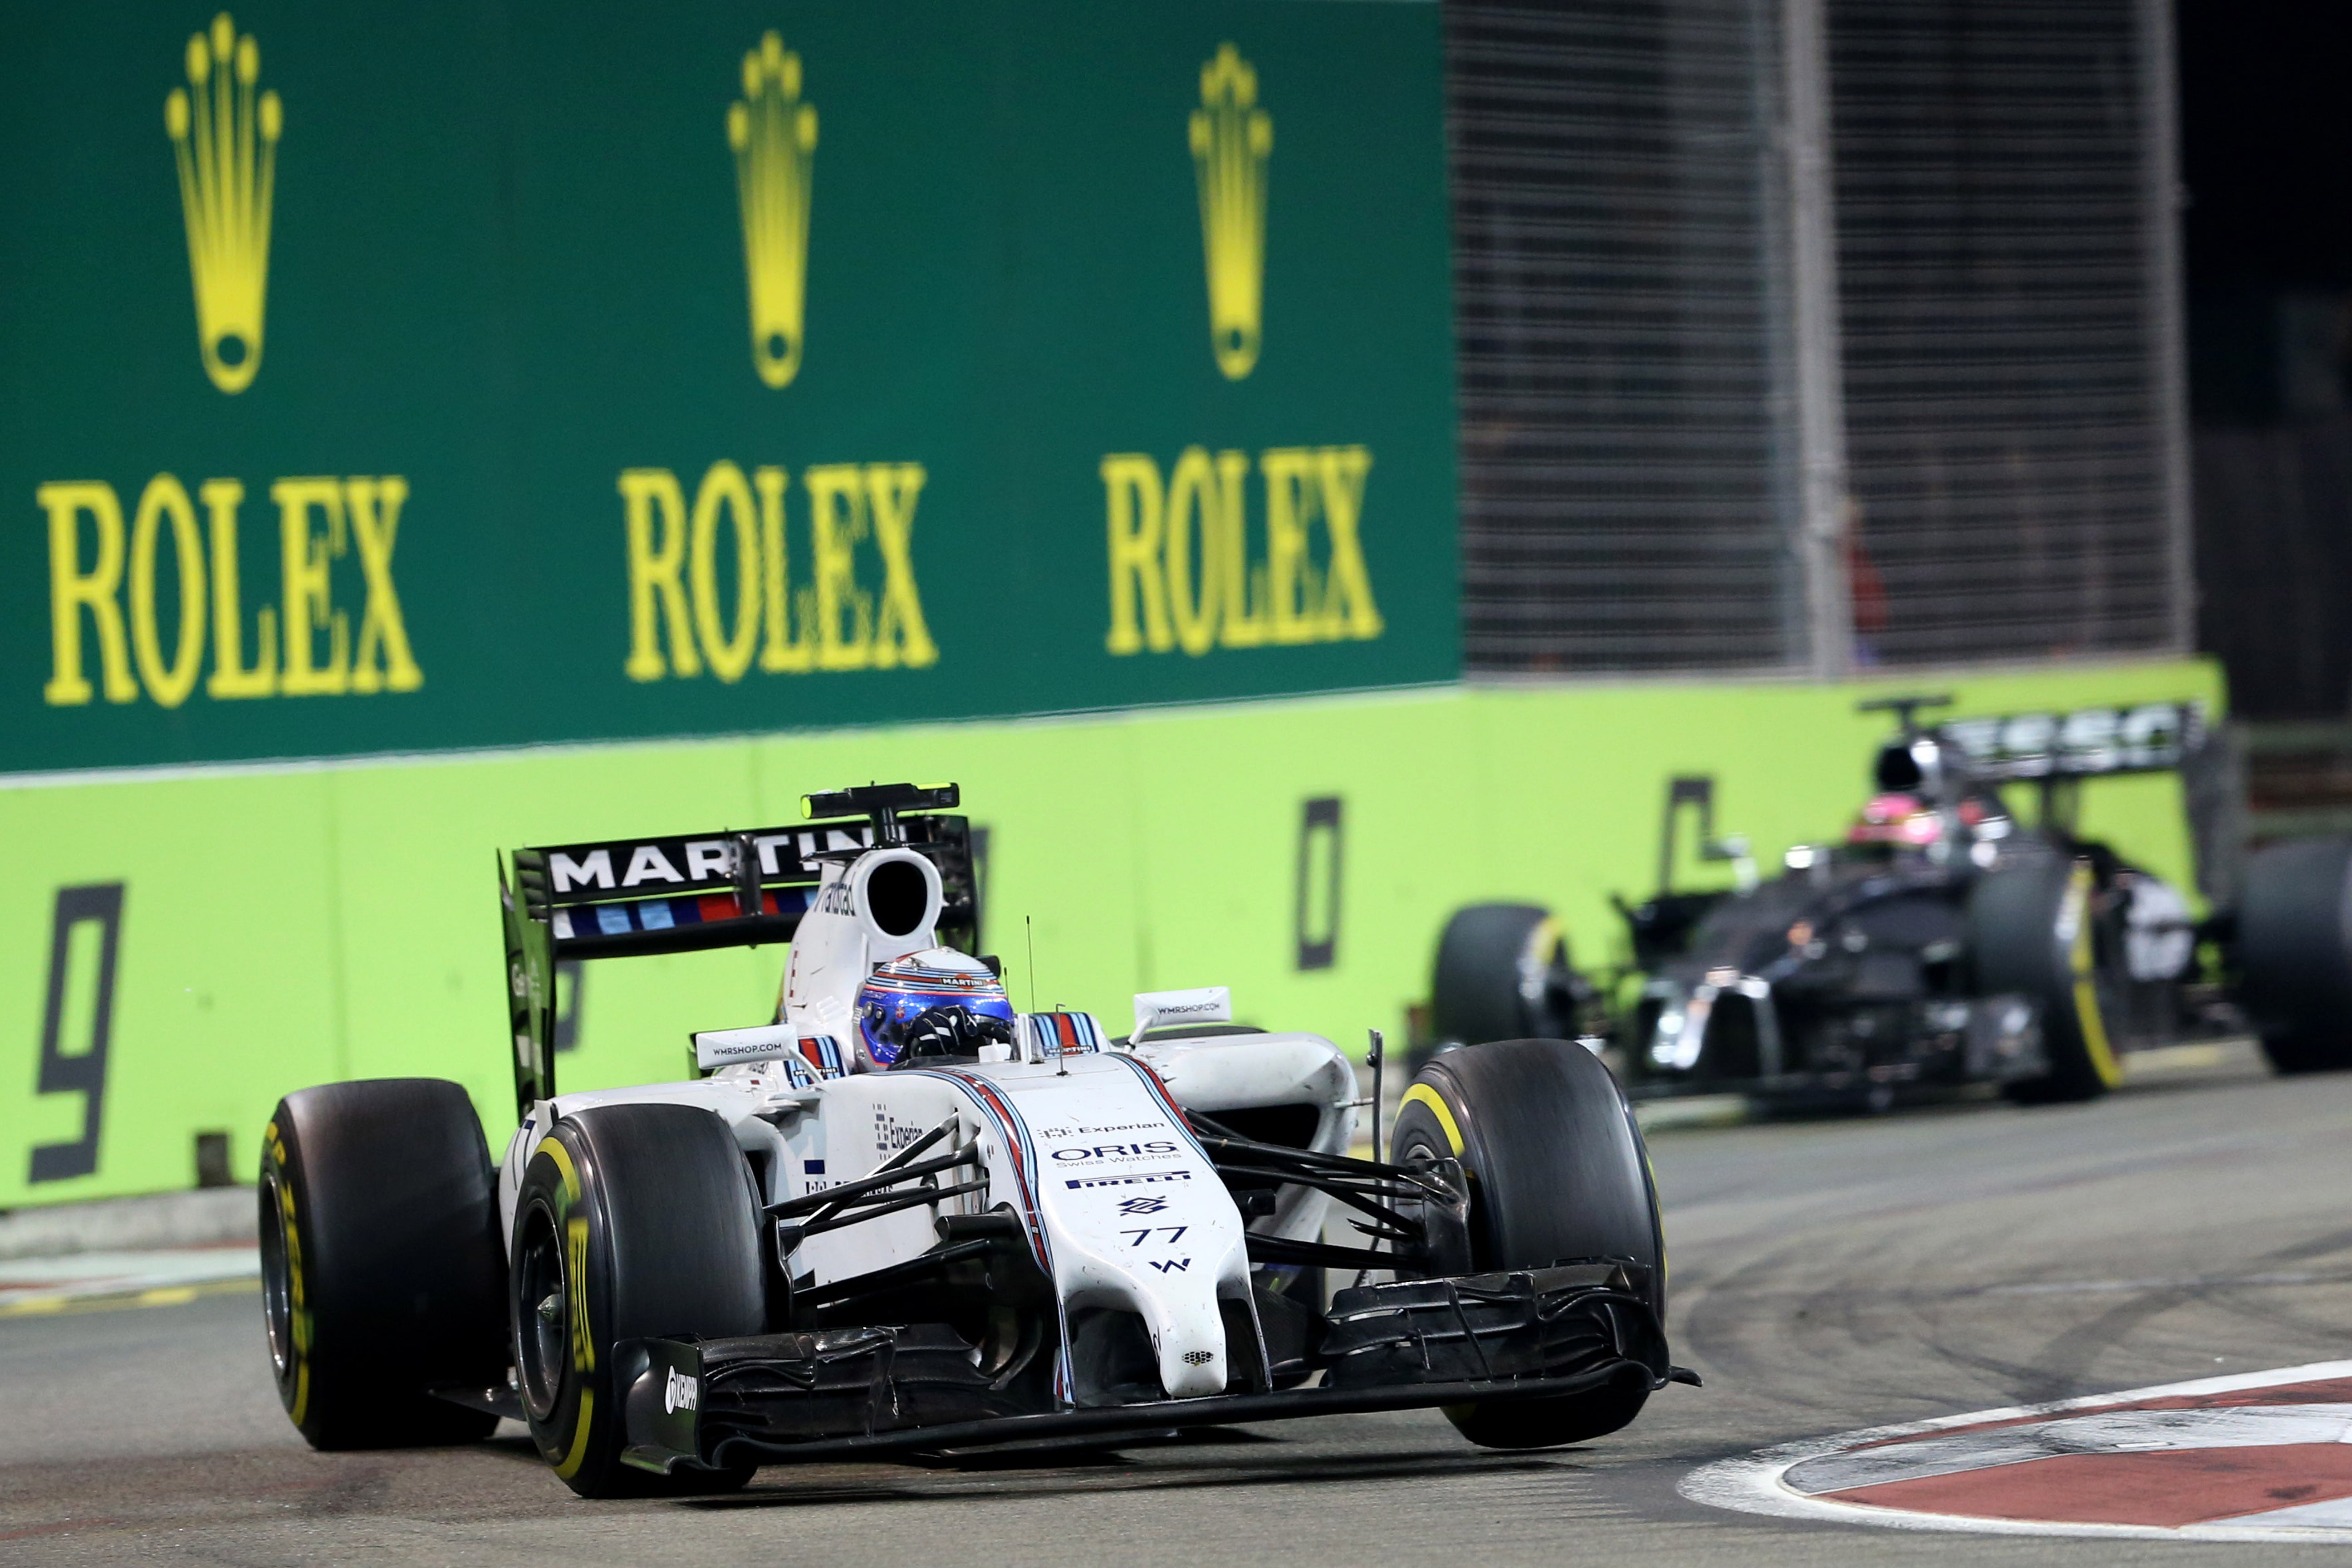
[1064,1170,1194,1190]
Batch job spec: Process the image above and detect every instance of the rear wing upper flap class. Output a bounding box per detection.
[1938,698,2239,910]
[1941,699,2209,783]
[509,810,974,961]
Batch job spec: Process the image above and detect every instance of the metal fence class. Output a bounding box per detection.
[1447,0,2191,676]
[1449,0,1804,673]
[1830,0,2190,668]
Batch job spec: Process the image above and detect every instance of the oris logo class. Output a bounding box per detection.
[1050,1141,1178,1162]
[664,1368,700,1414]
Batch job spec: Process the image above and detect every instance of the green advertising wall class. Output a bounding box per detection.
[3,1,1456,775]
[2,658,2223,1209]
[0,5,2234,1210]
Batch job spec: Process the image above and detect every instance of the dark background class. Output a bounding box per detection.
[2181,0,2352,719]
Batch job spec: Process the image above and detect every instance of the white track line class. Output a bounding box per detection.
[0,1245,259,1313]
[1679,1359,2352,1543]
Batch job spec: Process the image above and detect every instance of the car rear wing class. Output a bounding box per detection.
[1940,700,2208,782]
[1937,700,2238,905]
[499,783,974,1116]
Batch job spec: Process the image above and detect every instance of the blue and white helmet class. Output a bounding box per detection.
[855,948,1015,1068]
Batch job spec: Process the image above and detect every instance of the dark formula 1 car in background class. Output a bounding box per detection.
[1429,697,2352,1107]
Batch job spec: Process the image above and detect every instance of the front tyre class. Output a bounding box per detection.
[1391,1038,1666,1449]
[259,1078,506,1449]
[514,1102,765,1498]
[1972,859,2124,1104]
[1427,905,1579,1069]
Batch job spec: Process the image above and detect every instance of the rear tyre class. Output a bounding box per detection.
[1971,859,2123,1104]
[513,1102,765,1498]
[1390,1039,1665,1450]
[2237,837,2352,1074]
[258,1078,506,1450]
[1428,905,1576,1064]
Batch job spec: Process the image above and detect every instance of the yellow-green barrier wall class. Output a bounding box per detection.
[2,657,2222,1208]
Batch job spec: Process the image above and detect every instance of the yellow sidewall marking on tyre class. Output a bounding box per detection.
[264,1130,314,1424]
[276,1181,309,1344]
[565,1216,595,1373]
[554,1389,595,1479]
[287,1174,311,1426]
[2065,865,2123,1088]
[1645,1146,1668,1293]
[1400,1083,1464,1156]
[536,1139,598,1478]
[536,1136,582,1203]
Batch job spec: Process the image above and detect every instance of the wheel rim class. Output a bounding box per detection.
[1516,919,1569,1037]
[1393,1131,1476,1276]
[258,1167,295,1383]
[515,1196,570,1422]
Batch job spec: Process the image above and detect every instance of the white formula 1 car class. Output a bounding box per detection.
[258,784,1686,1495]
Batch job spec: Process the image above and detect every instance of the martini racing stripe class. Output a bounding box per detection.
[910,1067,1073,1406]
[1110,1053,1217,1166]
[798,1034,847,1079]
[1020,1010,1106,1058]
[549,886,807,940]
[898,1070,1052,1275]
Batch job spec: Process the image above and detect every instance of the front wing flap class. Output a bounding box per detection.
[620,1262,1678,1471]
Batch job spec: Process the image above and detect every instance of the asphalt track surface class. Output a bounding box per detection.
[6,1043,2349,1565]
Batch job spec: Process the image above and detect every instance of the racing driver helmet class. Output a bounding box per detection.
[855,948,1017,1068]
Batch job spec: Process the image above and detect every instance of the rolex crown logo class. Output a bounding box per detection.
[1189,44,1272,382]
[164,12,280,395]
[728,32,818,390]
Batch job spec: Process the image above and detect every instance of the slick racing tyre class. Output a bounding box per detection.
[1971,858,2124,1104]
[1427,905,1578,1065]
[2237,836,2352,1074]
[514,1102,764,1498]
[259,1078,507,1449]
[1391,1039,1666,1450]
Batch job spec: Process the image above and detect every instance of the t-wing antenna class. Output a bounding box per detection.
[801,782,960,846]
[1857,693,1955,740]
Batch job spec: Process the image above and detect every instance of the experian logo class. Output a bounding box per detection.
[664,1368,700,1414]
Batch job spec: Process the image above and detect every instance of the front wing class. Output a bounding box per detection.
[620,1263,1681,1469]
